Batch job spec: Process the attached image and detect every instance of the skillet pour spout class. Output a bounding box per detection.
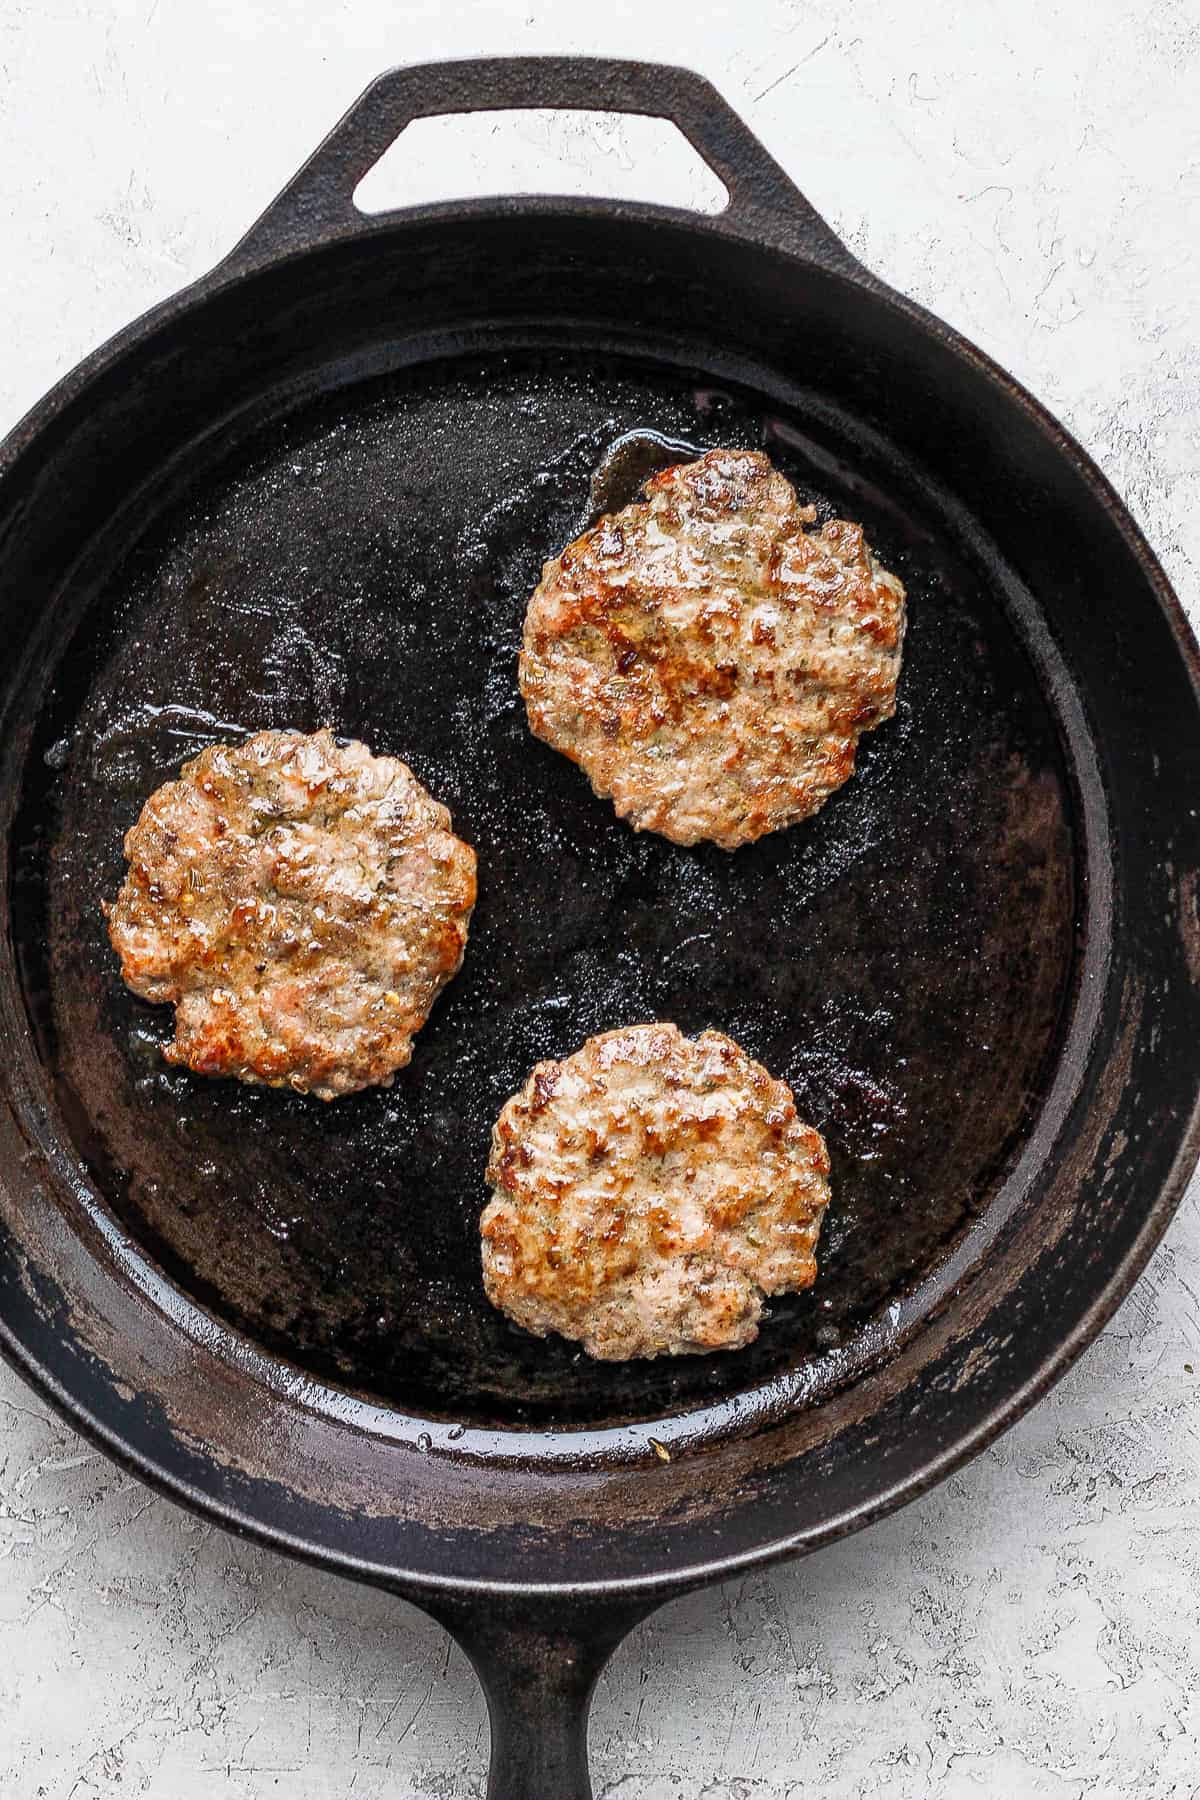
[1,56,1198,1800]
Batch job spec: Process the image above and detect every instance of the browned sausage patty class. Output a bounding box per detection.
[481,1023,831,1360]
[106,728,477,1099]
[520,448,906,849]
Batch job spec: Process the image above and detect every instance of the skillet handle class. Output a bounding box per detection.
[221,56,863,278]
[422,1591,659,1800]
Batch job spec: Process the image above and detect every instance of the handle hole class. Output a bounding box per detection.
[352,110,729,216]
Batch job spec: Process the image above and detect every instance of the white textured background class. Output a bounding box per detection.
[2,2,1200,1795]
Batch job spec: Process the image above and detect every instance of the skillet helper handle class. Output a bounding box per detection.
[222,55,863,277]
[424,1592,657,1800]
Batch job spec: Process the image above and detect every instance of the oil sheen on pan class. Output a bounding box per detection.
[11,350,1078,1429]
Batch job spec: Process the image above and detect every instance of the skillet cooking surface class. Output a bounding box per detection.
[11,348,1076,1428]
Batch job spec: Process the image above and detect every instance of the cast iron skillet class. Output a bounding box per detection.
[2,57,1199,1797]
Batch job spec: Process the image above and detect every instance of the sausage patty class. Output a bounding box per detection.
[106,728,477,1099]
[520,448,906,849]
[481,1023,831,1360]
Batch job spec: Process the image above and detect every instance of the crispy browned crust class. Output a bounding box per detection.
[519,448,906,849]
[480,1023,831,1360]
[105,728,477,1099]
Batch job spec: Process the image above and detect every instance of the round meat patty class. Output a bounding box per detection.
[520,447,907,849]
[106,728,477,1100]
[480,1023,832,1360]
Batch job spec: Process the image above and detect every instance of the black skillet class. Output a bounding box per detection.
[2,57,1199,1798]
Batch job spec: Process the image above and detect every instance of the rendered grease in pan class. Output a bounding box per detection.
[12,349,1077,1428]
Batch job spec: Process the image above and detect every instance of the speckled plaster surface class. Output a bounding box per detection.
[2,2,1199,1795]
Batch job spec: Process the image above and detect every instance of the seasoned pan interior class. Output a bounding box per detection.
[10,348,1077,1428]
